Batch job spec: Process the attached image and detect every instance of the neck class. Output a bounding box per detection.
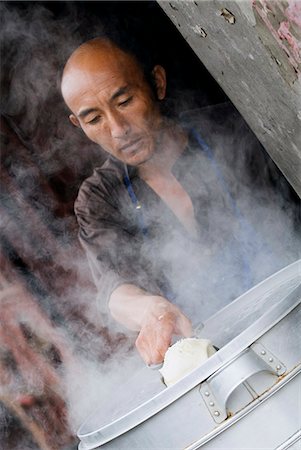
[138,122,188,180]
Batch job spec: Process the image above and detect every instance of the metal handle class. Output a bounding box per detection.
[200,344,285,423]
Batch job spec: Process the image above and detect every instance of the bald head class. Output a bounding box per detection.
[60,37,167,166]
[62,38,146,108]
[63,37,112,72]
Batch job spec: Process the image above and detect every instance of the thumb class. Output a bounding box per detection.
[175,313,192,337]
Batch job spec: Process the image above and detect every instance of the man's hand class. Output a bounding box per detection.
[109,284,192,364]
[136,299,192,365]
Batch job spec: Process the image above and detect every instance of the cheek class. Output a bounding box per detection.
[82,128,98,145]
[130,101,161,132]
[81,125,108,146]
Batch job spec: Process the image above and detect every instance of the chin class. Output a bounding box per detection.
[126,147,154,167]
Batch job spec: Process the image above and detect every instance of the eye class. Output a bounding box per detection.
[118,96,133,107]
[87,116,101,125]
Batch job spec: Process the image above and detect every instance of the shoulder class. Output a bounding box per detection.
[179,102,245,140]
[75,158,125,213]
[180,102,269,187]
[181,102,262,155]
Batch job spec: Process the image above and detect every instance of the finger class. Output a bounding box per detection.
[136,332,166,365]
[174,313,193,337]
[135,326,162,364]
[136,316,174,364]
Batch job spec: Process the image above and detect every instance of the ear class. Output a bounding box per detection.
[69,114,81,128]
[152,65,167,100]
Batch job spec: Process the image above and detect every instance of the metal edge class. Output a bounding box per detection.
[185,365,301,450]
[78,262,301,448]
[275,429,301,450]
[205,259,301,324]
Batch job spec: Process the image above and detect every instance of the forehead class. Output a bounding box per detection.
[61,44,146,112]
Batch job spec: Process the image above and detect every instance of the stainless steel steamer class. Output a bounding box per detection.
[78,260,301,449]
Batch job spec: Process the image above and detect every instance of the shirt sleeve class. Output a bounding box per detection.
[74,170,161,308]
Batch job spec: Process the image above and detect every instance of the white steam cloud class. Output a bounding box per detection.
[1,2,300,449]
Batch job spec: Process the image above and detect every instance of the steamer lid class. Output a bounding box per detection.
[78,259,301,449]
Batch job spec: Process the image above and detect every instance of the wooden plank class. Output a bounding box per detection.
[158,0,301,196]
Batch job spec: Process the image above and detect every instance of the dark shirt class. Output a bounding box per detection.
[74,104,298,321]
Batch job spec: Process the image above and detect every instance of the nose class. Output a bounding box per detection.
[108,111,130,139]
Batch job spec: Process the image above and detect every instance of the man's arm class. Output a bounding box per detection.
[75,170,192,364]
[109,284,192,364]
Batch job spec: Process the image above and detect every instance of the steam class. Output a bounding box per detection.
[141,110,300,321]
[1,1,300,448]
[0,2,133,447]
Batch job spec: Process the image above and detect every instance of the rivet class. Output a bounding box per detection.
[204,391,210,397]
[214,411,220,417]
[260,350,266,355]
[276,365,281,370]
[209,401,214,406]
[268,357,273,362]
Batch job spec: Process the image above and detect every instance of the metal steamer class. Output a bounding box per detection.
[78,260,301,449]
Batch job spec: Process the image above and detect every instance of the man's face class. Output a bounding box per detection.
[62,42,166,166]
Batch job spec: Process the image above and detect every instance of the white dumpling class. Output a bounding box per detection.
[160,338,216,386]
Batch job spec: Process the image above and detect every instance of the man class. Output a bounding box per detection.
[61,37,195,364]
[61,37,272,365]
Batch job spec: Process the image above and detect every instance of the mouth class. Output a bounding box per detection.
[119,137,143,154]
